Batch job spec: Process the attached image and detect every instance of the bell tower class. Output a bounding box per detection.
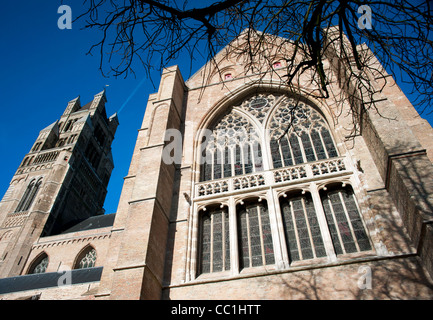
[0,90,118,278]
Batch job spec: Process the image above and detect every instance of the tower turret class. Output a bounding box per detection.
[0,90,118,278]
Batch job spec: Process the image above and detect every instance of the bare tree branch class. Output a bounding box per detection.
[75,0,433,127]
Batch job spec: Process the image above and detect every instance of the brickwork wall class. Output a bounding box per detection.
[163,256,433,300]
[23,226,112,273]
[0,282,100,300]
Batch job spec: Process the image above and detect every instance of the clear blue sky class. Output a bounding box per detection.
[0,1,432,215]
[0,1,166,214]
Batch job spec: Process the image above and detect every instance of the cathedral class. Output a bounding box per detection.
[0,28,433,300]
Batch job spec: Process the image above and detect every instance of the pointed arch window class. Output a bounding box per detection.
[268,98,338,169]
[15,178,42,212]
[200,94,338,182]
[201,110,263,182]
[75,246,97,269]
[28,253,49,274]
[193,93,375,279]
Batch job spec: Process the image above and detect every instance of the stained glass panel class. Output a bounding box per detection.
[31,256,48,274]
[237,202,275,269]
[223,147,232,178]
[281,202,300,261]
[199,208,231,275]
[311,129,327,160]
[78,248,97,269]
[301,132,316,162]
[213,149,222,180]
[259,205,275,265]
[321,187,371,255]
[280,136,293,167]
[321,128,338,158]
[270,139,282,169]
[200,213,212,274]
[235,145,243,175]
[212,213,223,271]
[341,190,372,251]
[289,134,304,164]
[253,142,263,172]
[238,208,249,269]
[224,211,231,270]
[280,194,325,263]
[244,144,253,174]
[248,206,262,267]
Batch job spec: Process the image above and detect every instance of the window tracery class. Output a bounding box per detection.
[239,94,277,123]
[75,247,97,269]
[268,97,338,168]
[29,254,48,274]
[201,109,263,181]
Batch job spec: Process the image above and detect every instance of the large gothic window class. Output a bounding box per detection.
[194,93,373,280]
[268,98,338,169]
[201,110,263,181]
[15,178,42,212]
[200,94,338,182]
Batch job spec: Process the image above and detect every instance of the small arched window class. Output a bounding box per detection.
[237,199,274,269]
[28,253,49,274]
[279,191,327,262]
[74,247,97,269]
[198,206,230,275]
[273,61,282,69]
[320,185,372,255]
